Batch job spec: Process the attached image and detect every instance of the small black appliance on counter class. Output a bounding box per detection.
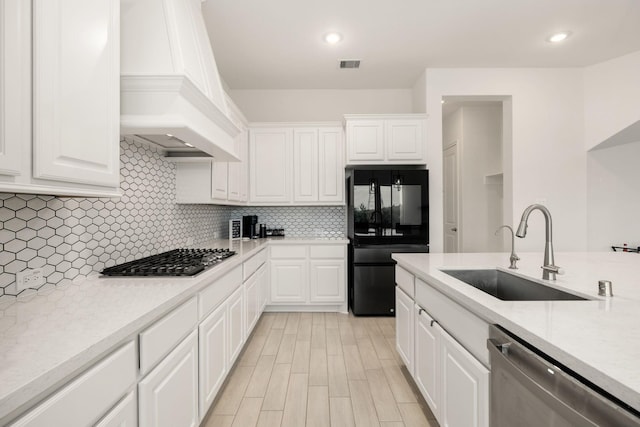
[242,215,259,239]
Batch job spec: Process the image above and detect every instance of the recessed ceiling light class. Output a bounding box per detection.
[324,32,342,44]
[548,31,571,43]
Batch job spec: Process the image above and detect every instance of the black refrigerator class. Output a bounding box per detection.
[346,168,429,316]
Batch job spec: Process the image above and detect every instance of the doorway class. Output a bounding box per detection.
[442,96,511,253]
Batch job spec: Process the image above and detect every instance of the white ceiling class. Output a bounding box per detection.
[202,0,640,90]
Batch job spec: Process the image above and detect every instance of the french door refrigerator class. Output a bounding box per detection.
[347,168,429,316]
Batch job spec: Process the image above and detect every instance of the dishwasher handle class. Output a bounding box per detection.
[488,336,640,427]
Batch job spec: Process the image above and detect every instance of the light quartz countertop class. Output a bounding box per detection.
[391,251,640,413]
[0,237,347,423]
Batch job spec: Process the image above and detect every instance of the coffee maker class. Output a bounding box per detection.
[242,215,259,239]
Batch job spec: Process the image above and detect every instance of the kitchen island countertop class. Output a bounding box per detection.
[392,251,640,413]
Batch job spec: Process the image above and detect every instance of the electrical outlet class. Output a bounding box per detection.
[16,268,44,292]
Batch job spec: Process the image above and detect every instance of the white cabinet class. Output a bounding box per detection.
[270,259,307,303]
[318,128,344,203]
[11,342,136,427]
[414,305,440,420]
[139,331,199,427]
[95,391,137,427]
[244,269,261,334]
[396,266,490,427]
[269,244,347,310]
[250,124,344,205]
[345,120,384,162]
[395,287,414,375]
[227,286,245,365]
[293,128,319,202]
[198,303,226,419]
[250,127,293,203]
[345,114,426,165]
[211,162,229,201]
[0,0,120,197]
[440,329,489,427]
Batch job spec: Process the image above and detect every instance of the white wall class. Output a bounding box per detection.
[425,68,587,253]
[584,50,640,151]
[411,71,427,114]
[227,89,413,122]
[587,141,640,251]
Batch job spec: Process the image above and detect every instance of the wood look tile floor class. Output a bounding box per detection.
[203,312,439,427]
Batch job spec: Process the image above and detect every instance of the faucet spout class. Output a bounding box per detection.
[515,204,560,280]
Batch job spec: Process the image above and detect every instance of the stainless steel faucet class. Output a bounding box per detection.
[515,204,562,280]
[495,225,519,269]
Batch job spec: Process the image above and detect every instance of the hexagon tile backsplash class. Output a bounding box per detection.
[0,139,346,305]
[0,139,233,305]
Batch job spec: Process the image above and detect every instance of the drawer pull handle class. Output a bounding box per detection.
[430,319,437,327]
[418,308,425,315]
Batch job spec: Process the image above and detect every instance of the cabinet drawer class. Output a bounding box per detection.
[243,248,267,280]
[395,266,414,297]
[309,245,345,259]
[139,297,198,375]
[95,390,137,427]
[415,279,489,367]
[11,341,136,427]
[270,245,307,259]
[199,266,242,318]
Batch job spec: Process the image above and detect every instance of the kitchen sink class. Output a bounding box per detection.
[441,269,590,301]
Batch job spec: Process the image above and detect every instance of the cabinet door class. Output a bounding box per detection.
[293,128,319,202]
[309,260,345,303]
[139,331,199,427]
[414,306,440,421]
[386,119,425,162]
[95,391,137,427]
[395,287,414,374]
[211,161,228,201]
[270,260,307,303]
[228,124,246,202]
[227,287,244,365]
[0,0,27,177]
[244,272,260,335]
[258,264,268,311]
[198,303,226,420]
[346,120,384,162]
[318,128,344,203]
[440,328,489,427]
[32,0,120,188]
[250,128,292,203]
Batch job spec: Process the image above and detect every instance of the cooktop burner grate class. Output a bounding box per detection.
[101,248,236,277]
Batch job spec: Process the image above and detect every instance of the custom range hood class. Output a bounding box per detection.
[120,0,239,161]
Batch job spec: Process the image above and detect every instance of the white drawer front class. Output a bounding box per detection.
[270,245,307,259]
[309,245,345,259]
[199,266,242,318]
[243,248,267,281]
[395,266,414,298]
[139,297,198,375]
[11,341,136,427]
[95,390,137,427]
[415,279,489,367]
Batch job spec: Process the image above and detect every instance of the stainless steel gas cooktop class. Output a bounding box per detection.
[101,248,235,277]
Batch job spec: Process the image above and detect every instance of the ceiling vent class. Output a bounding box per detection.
[339,60,361,69]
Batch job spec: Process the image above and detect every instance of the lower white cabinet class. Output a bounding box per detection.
[396,266,490,427]
[227,286,245,365]
[414,305,440,420]
[95,391,137,427]
[395,287,414,374]
[10,342,136,427]
[138,331,199,427]
[268,244,347,310]
[198,303,227,420]
[440,328,489,427]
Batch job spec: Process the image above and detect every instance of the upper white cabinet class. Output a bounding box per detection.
[345,114,427,165]
[0,0,121,197]
[250,124,345,205]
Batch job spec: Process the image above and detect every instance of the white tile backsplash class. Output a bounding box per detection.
[0,139,232,299]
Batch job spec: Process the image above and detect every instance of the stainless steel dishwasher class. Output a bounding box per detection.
[488,325,640,426]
